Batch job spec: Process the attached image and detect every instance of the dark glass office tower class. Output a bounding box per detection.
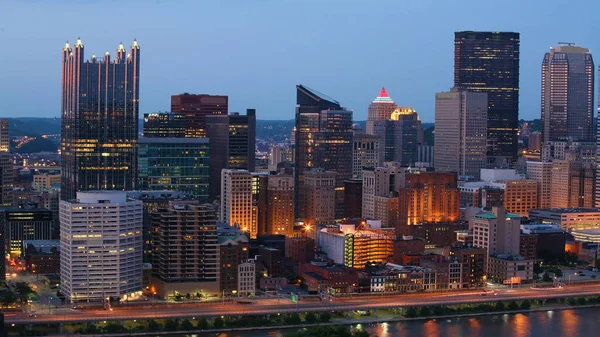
[229,109,256,171]
[205,109,256,202]
[454,31,520,167]
[61,38,140,200]
[294,85,353,219]
[171,93,228,138]
[143,112,186,138]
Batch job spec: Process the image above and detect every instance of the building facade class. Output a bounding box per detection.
[0,120,11,206]
[541,44,594,143]
[454,31,520,166]
[1,208,53,256]
[294,85,353,219]
[61,39,140,200]
[151,201,219,297]
[352,133,380,179]
[170,93,228,138]
[142,112,186,138]
[303,169,336,238]
[60,192,143,303]
[221,170,254,236]
[434,88,488,179]
[138,138,209,203]
[470,207,521,256]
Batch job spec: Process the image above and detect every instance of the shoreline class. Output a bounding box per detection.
[45,303,600,337]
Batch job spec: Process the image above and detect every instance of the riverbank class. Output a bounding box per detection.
[33,299,600,337]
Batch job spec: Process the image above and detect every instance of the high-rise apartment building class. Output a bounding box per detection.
[352,133,380,179]
[142,112,186,138]
[0,120,12,206]
[151,201,219,297]
[61,39,140,200]
[60,192,143,303]
[138,138,209,203]
[303,169,336,239]
[294,85,353,219]
[434,88,488,179]
[170,93,228,138]
[398,172,460,229]
[454,31,520,166]
[221,169,254,236]
[541,44,594,143]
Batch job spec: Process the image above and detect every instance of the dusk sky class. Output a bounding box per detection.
[0,0,598,122]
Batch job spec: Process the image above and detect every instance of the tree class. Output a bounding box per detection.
[213,317,224,329]
[13,282,36,303]
[196,291,202,299]
[520,300,531,310]
[495,301,505,311]
[185,293,191,300]
[164,319,179,331]
[432,306,444,316]
[0,289,17,306]
[565,252,579,265]
[147,320,162,332]
[285,313,302,325]
[353,328,371,337]
[577,297,587,305]
[180,319,194,330]
[198,318,209,329]
[419,306,431,317]
[318,312,331,323]
[304,312,317,324]
[508,301,519,310]
[542,272,552,282]
[104,323,126,333]
[405,307,417,318]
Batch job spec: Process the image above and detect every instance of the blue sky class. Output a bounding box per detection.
[0,0,598,122]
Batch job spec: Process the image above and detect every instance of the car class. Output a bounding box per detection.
[73,305,83,309]
[480,293,488,297]
[28,314,36,318]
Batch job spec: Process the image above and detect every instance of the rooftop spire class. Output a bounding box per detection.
[117,42,125,52]
[63,41,71,51]
[75,37,83,48]
[131,39,139,49]
[372,87,395,104]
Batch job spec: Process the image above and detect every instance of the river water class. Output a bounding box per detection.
[190,307,600,337]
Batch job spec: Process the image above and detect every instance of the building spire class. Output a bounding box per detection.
[63,41,71,51]
[131,39,139,49]
[117,42,126,53]
[372,87,395,104]
[75,37,83,48]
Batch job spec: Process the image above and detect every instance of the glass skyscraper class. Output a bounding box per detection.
[138,138,209,203]
[454,31,520,167]
[143,112,186,138]
[541,44,594,143]
[61,38,140,200]
[294,85,353,219]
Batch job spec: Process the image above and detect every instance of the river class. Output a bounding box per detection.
[187,307,600,337]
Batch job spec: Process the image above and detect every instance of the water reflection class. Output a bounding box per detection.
[193,308,600,337]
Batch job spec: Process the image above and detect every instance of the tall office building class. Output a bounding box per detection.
[551,156,595,208]
[362,166,401,220]
[470,206,521,256]
[151,201,219,297]
[60,192,143,303]
[61,39,140,200]
[541,44,594,143]
[1,208,53,256]
[454,31,520,167]
[294,85,353,219]
[0,120,12,206]
[143,113,186,138]
[434,88,488,179]
[264,172,295,236]
[228,109,256,171]
[170,93,228,138]
[221,169,254,237]
[526,161,553,209]
[205,110,256,202]
[368,107,421,166]
[352,133,380,178]
[366,88,397,132]
[138,138,209,202]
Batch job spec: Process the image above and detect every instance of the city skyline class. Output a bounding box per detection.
[1,0,600,121]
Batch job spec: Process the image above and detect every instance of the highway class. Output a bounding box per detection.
[6,283,600,325]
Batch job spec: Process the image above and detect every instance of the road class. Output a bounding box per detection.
[6,283,600,325]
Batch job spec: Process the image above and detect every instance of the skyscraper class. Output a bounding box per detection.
[0,120,12,206]
[60,192,142,303]
[541,44,594,143]
[366,88,397,132]
[294,85,353,219]
[454,31,520,167]
[138,138,209,202]
[170,93,228,138]
[61,38,140,200]
[352,132,380,178]
[434,88,488,179]
[205,109,257,202]
[221,169,254,237]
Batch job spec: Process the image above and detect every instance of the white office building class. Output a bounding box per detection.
[60,191,143,303]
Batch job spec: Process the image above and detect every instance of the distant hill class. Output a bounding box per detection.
[7,118,61,137]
